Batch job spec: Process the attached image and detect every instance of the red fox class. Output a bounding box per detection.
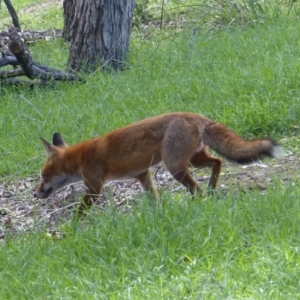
[33,112,282,213]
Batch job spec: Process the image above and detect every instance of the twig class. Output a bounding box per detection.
[188,27,199,47]
[0,67,24,78]
[159,0,165,30]
[4,0,20,29]
[154,164,163,183]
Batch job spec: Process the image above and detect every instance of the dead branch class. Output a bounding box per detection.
[1,78,35,89]
[0,67,24,78]
[0,50,19,67]
[0,27,82,87]
[3,0,21,29]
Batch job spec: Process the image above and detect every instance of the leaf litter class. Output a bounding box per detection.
[0,154,299,240]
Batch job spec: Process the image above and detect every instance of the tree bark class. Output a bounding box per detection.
[64,0,135,72]
[62,0,73,41]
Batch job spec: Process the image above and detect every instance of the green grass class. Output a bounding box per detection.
[1,1,300,299]
[1,183,300,299]
[20,6,64,30]
[1,19,300,177]
[0,0,63,30]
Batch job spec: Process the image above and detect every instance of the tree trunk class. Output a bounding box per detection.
[64,0,135,72]
[62,0,73,41]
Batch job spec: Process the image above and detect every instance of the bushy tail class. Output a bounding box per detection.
[202,122,282,164]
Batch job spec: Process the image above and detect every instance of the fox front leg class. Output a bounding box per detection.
[77,177,104,215]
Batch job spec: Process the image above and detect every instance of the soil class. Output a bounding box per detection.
[0,153,299,240]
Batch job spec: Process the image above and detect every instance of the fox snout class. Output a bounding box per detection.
[33,171,82,199]
[33,184,53,199]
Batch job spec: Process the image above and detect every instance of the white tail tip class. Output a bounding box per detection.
[272,145,287,159]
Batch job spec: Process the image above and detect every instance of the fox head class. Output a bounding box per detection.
[33,133,81,199]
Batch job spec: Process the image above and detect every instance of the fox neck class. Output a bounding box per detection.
[61,142,91,177]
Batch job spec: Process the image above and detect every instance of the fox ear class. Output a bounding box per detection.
[39,137,54,158]
[52,132,67,147]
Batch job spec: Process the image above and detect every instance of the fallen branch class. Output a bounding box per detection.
[0,50,19,68]
[2,78,35,89]
[3,0,21,29]
[0,27,82,87]
[0,67,24,78]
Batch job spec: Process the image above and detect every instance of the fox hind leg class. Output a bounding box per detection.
[189,147,222,190]
[161,121,203,196]
[168,165,203,196]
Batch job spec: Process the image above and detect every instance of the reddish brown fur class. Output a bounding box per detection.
[33,112,281,214]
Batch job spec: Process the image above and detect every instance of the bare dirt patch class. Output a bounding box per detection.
[0,153,299,239]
